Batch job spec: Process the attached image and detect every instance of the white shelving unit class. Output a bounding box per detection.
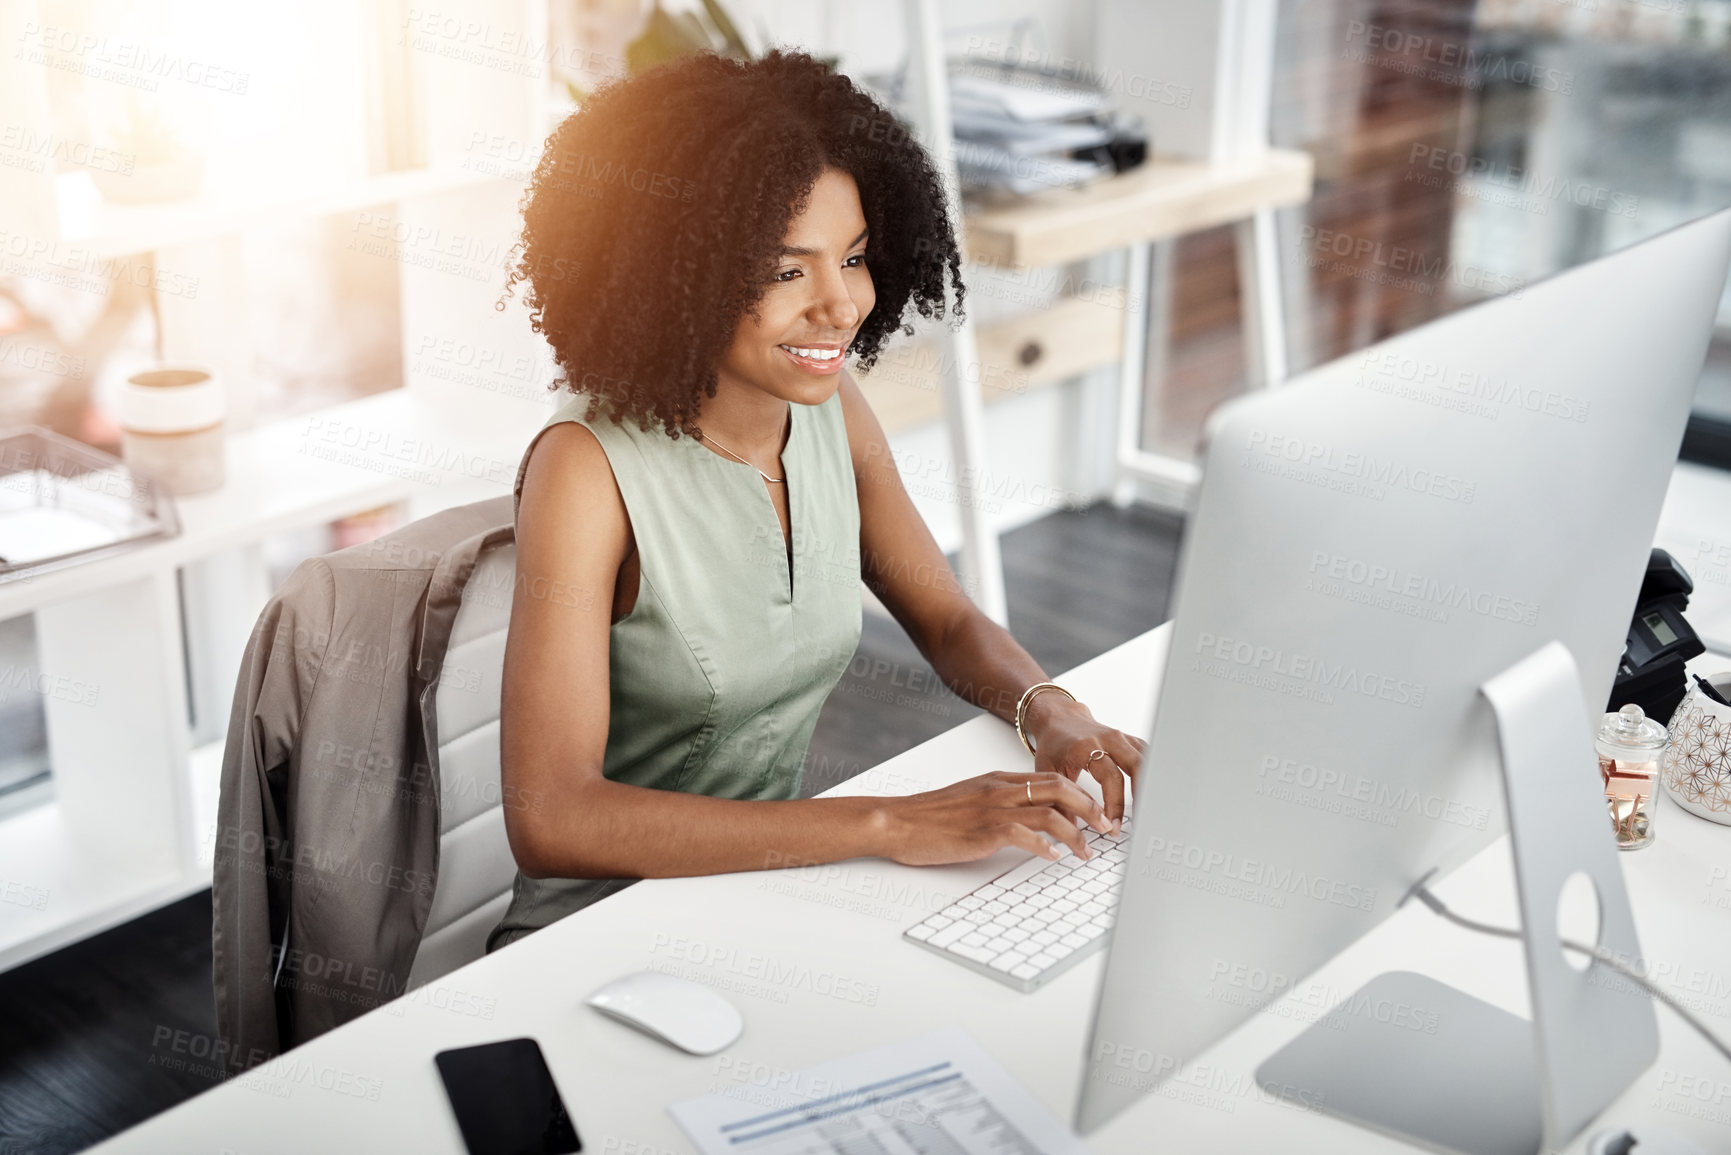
[962,147,1313,507]
[0,390,541,971]
[0,0,557,971]
[891,0,1313,622]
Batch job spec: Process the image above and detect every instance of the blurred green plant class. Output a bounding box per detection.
[564,0,836,104]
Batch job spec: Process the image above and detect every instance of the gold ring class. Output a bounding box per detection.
[1026,780,1034,804]
[1088,749,1107,763]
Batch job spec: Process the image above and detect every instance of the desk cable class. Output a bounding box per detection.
[1400,870,1731,1066]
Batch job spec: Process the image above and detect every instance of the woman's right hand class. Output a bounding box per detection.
[874,771,1118,868]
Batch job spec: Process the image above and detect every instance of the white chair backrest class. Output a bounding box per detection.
[406,542,519,987]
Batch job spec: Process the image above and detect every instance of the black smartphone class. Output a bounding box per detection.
[434,1038,582,1155]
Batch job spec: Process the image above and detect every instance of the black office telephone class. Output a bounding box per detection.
[1607,548,1705,724]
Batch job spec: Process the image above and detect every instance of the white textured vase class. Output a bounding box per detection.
[1661,673,1731,825]
[118,365,226,496]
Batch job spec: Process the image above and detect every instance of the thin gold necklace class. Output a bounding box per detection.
[700,431,785,484]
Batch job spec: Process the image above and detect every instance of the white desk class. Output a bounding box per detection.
[93,624,1731,1154]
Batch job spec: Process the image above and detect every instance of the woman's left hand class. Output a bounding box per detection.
[1024,696,1144,831]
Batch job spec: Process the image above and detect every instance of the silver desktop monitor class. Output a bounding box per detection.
[1076,208,1731,1137]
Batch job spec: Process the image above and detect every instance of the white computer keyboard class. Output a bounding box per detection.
[901,819,1130,993]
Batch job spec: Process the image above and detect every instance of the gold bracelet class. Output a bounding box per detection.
[1015,681,1075,755]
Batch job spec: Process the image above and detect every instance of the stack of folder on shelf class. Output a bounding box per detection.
[870,56,1146,196]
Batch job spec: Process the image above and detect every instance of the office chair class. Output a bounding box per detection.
[408,538,522,986]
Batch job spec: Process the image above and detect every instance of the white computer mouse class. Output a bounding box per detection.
[585,971,743,1056]
[1586,1126,1709,1155]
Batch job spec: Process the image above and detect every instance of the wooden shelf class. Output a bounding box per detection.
[962,148,1315,268]
[854,294,1128,433]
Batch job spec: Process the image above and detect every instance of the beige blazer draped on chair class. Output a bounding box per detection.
[212,497,514,1072]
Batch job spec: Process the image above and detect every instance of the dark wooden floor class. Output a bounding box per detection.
[0,500,1183,1155]
[0,891,224,1155]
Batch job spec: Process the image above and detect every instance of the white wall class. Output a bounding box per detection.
[731,0,1097,77]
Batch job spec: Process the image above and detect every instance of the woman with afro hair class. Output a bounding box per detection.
[489,49,1145,950]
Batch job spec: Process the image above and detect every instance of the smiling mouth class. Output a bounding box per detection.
[777,344,844,361]
[776,342,849,375]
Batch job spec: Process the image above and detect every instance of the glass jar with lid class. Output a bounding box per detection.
[1595,703,1669,850]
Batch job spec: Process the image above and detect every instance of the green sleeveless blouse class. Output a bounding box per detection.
[486,390,863,950]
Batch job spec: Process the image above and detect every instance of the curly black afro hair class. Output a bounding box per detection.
[498,48,966,439]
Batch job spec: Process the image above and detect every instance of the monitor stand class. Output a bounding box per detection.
[1254,642,1660,1155]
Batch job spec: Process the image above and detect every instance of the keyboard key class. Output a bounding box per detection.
[964,910,993,925]
[1078,924,1106,940]
[1028,952,1058,968]
[976,884,1004,900]
[1061,932,1089,948]
[989,952,1029,972]
[1003,927,1031,944]
[985,936,1014,953]
[907,924,936,941]
[926,915,952,930]
[958,896,984,910]
[982,900,1009,916]
[1047,941,1075,960]
[1032,930,1060,946]
[930,924,969,948]
[1011,963,1040,981]
[952,944,995,964]
[961,931,989,948]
